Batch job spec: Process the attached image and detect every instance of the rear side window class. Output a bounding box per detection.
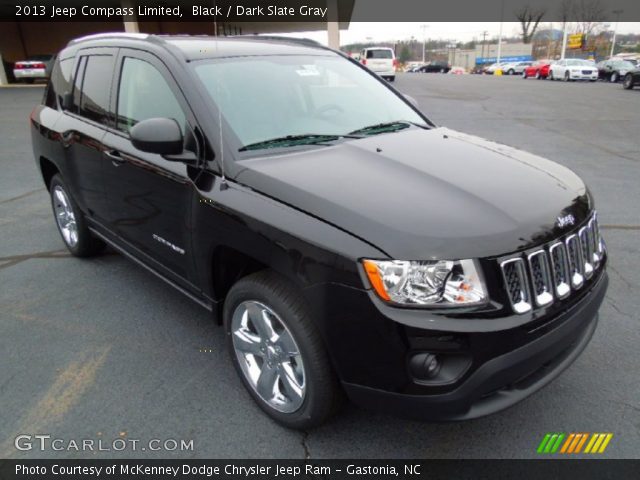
[116,57,186,134]
[77,55,114,124]
[45,58,72,109]
[70,56,86,114]
[366,49,393,59]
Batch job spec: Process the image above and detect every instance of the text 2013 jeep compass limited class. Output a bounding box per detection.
[31,34,608,429]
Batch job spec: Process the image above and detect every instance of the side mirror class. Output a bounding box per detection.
[404,94,419,109]
[130,117,197,165]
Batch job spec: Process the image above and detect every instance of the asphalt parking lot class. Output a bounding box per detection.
[1,74,639,459]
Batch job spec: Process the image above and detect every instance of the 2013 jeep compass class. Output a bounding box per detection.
[31,34,608,429]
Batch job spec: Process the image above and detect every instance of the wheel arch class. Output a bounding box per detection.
[39,156,60,190]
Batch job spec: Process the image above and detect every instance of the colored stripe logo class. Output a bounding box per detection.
[537,433,613,454]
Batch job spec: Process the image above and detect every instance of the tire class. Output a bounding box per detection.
[508,69,515,75]
[224,271,341,429]
[548,70,554,81]
[535,71,541,79]
[623,74,634,90]
[522,71,527,79]
[610,72,618,83]
[49,174,105,257]
[564,71,570,82]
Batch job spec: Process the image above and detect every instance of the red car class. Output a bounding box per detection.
[523,60,553,79]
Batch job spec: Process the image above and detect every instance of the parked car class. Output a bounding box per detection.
[622,67,640,90]
[32,33,608,429]
[417,61,451,73]
[597,59,636,83]
[523,60,553,79]
[448,66,466,75]
[360,47,397,81]
[484,62,509,74]
[502,61,533,75]
[548,59,598,81]
[13,54,54,83]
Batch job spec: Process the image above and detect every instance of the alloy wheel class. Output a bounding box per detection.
[231,300,306,413]
[52,185,78,247]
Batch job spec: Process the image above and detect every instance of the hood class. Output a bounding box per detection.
[234,127,591,260]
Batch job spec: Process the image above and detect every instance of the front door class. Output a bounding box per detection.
[101,49,200,289]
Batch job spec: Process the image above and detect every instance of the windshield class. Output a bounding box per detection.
[193,55,426,150]
[612,61,634,69]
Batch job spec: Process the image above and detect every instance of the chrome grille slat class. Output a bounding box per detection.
[500,258,531,314]
[549,242,571,299]
[566,234,585,289]
[500,211,604,314]
[527,250,554,307]
[579,226,594,279]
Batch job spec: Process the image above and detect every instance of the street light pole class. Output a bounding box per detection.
[496,0,504,65]
[610,10,623,57]
[420,24,428,63]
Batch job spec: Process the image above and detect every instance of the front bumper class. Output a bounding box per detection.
[304,264,607,421]
[569,71,598,80]
[341,272,607,420]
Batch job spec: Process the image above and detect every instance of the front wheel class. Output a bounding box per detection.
[623,73,634,89]
[224,271,341,429]
[508,69,515,75]
[49,174,104,257]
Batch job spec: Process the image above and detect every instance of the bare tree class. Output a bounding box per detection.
[515,5,547,43]
[572,0,608,36]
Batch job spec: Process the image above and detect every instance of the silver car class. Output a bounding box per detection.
[13,54,54,83]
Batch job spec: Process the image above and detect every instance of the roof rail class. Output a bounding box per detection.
[68,32,151,46]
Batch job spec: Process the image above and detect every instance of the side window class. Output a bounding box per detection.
[45,57,72,109]
[116,57,186,135]
[71,56,86,114]
[78,55,114,124]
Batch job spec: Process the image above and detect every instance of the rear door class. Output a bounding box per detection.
[365,49,393,73]
[101,48,200,289]
[54,48,117,222]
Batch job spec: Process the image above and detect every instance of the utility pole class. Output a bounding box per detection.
[561,24,568,59]
[481,30,488,65]
[496,0,504,64]
[610,9,623,57]
[420,24,429,63]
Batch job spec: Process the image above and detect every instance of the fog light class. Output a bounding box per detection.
[409,353,441,380]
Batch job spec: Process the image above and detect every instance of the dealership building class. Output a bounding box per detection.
[0,0,353,84]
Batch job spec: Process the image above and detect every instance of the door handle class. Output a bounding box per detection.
[104,149,125,166]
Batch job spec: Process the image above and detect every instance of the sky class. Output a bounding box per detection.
[277,22,640,47]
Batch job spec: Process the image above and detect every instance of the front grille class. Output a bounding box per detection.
[500,212,604,314]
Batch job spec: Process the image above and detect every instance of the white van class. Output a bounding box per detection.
[360,47,397,82]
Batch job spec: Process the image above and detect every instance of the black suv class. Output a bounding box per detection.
[31,34,608,429]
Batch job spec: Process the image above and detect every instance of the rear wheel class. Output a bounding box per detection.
[508,69,515,75]
[623,73,634,89]
[564,71,570,82]
[49,174,105,257]
[224,271,341,429]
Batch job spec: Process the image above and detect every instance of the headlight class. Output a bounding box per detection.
[362,259,486,306]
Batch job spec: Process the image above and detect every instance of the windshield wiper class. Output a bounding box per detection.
[349,120,427,136]
[239,133,361,152]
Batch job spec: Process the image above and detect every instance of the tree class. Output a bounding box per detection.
[515,5,546,43]
[399,44,412,63]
